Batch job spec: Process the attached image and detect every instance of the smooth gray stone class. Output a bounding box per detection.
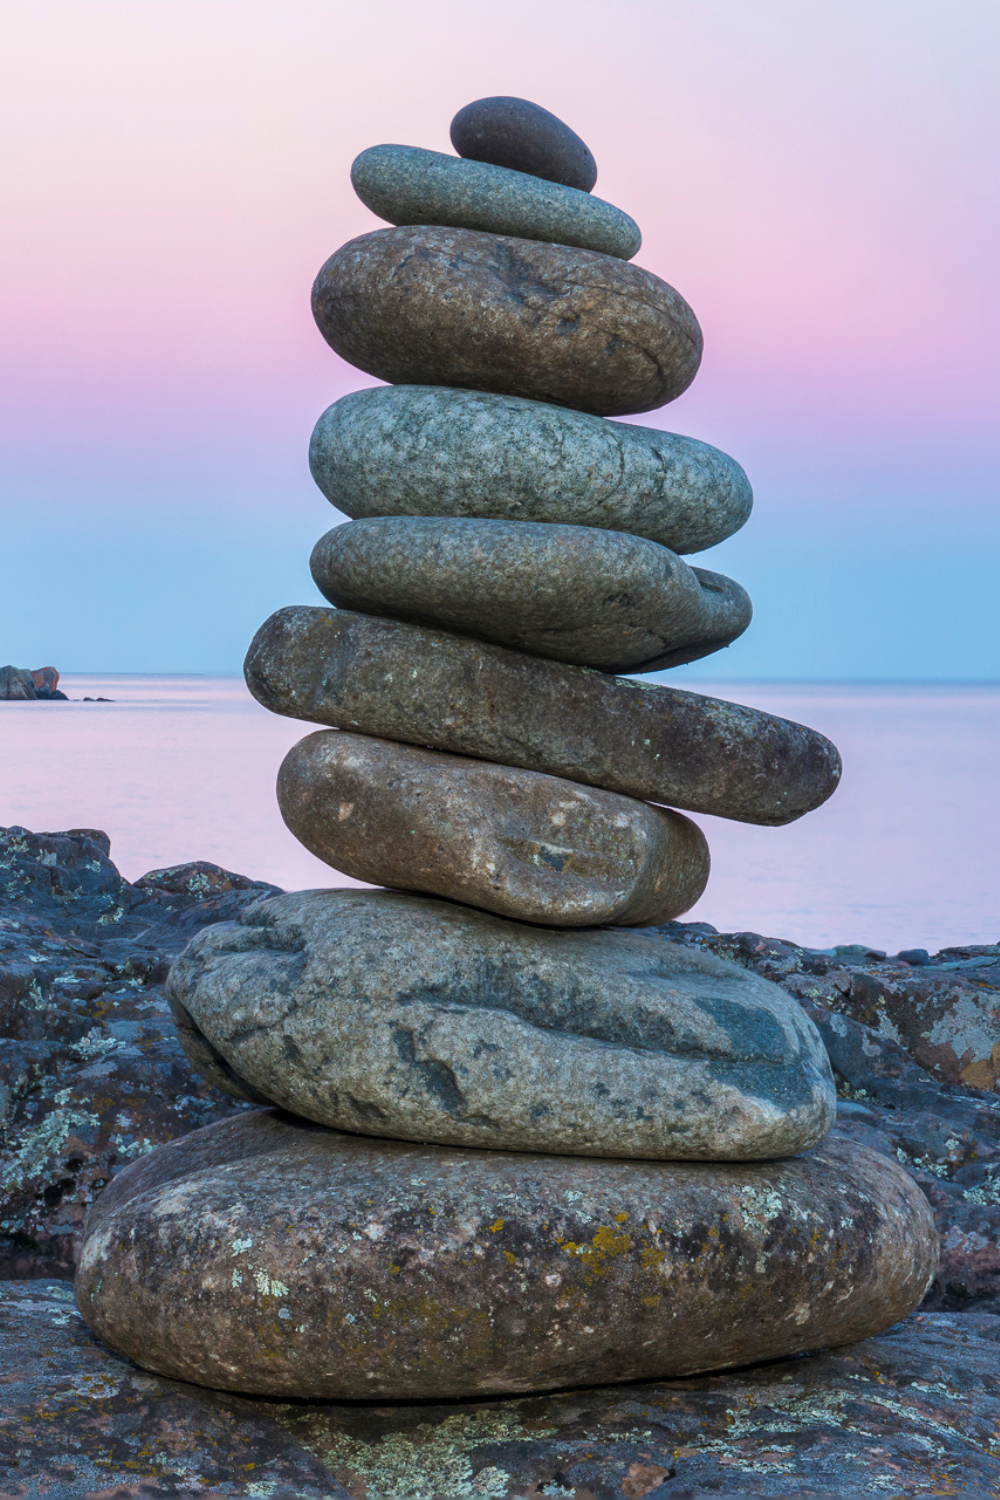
[451,95,598,192]
[166,888,836,1161]
[351,145,639,260]
[244,608,843,827]
[310,517,752,672]
[309,386,752,555]
[277,730,710,926]
[311,226,702,418]
[76,1113,937,1400]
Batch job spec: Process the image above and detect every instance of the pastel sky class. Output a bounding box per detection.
[3,0,998,678]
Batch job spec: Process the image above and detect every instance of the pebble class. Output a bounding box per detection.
[167,886,834,1158]
[311,226,702,417]
[311,517,751,672]
[351,144,639,259]
[76,1110,937,1399]
[276,730,710,925]
[450,95,598,192]
[309,385,753,555]
[244,606,843,826]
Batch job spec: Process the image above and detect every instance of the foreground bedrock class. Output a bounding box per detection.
[245,607,842,825]
[310,517,752,672]
[76,1112,935,1400]
[351,145,640,259]
[166,888,834,1159]
[8,1285,1000,1499]
[277,732,710,926]
[309,386,753,554]
[311,226,702,417]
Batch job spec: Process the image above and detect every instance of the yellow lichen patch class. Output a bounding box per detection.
[489,1219,504,1232]
[614,1211,630,1223]
[503,1250,517,1266]
[640,1246,666,1270]
[556,1223,633,1283]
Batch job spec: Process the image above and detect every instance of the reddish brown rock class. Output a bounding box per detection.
[311,226,702,417]
[76,1113,936,1399]
[278,730,709,926]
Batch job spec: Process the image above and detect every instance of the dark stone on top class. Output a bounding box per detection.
[451,95,598,192]
[899,947,931,966]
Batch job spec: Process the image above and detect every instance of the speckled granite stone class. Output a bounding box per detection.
[244,607,842,826]
[76,1111,935,1399]
[165,888,834,1160]
[451,95,598,192]
[311,226,702,417]
[309,386,752,555]
[351,145,639,259]
[276,731,709,925]
[311,517,751,672]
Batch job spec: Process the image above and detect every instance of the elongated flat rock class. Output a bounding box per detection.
[166,888,834,1158]
[451,95,598,192]
[311,227,702,417]
[76,1110,936,1399]
[351,145,639,259]
[309,386,752,555]
[278,731,709,925]
[245,608,842,826]
[311,517,752,672]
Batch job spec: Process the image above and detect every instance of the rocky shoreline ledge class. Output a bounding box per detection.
[2,823,998,1495]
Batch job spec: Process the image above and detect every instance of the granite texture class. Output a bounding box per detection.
[450,94,598,191]
[77,1112,934,1400]
[245,607,842,826]
[309,386,753,555]
[351,144,639,259]
[277,731,710,926]
[6,1284,1000,1498]
[166,886,834,1159]
[311,226,702,417]
[311,517,752,672]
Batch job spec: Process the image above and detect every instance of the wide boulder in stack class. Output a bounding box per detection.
[76,95,937,1400]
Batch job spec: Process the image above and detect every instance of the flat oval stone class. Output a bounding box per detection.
[309,385,752,555]
[351,145,639,260]
[451,95,598,192]
[277,731,709,926]
[310,517,752,672]
[244,607,842,826]
[165,887,833,1158]
[311,227,702,418]
[76,1110,937,1398]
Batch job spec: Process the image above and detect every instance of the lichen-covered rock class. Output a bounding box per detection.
[311,226,702,416]
[277,732,709,926]
[451,95,599,191]
[76,1112,935,1399]
[351,145,639,258]
[0,827,268,1277]
[245,607,842,826]
[166,887,834,1159]
[310,517,751,672]
[9,1284,1000,1498]
[309,385,753,555]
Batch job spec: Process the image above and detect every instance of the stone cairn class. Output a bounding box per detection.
[77,97,937,1400]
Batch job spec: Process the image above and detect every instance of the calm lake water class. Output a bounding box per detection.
[2,675,997,953]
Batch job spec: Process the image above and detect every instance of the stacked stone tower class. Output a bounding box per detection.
[76,98,937,1399]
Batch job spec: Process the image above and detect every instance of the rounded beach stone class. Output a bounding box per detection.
[310,517,752,672]
[309,385,752,555]
[311,226,702,417]
[276,731,709,926]
[165,887,834,1159]
[76,1110,938,1399]
[450,95,598,192]
[244,607,842,826]
[351,145,639,260]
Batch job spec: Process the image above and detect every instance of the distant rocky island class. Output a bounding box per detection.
[0,666,111,701]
